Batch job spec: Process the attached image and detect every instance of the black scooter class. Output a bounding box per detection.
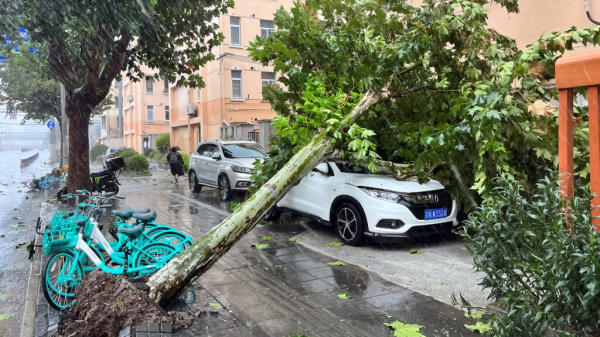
[57,157,125,201]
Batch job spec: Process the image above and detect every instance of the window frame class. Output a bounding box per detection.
[231,70,242,99]
[230,16,241,46]
[147,105,154,122]
[261,72,277,101]
[163,78,169,94]
[260,20,275,39]
[146,79,153,93]
[165,105,170,121]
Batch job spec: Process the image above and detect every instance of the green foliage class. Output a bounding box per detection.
[93,155,103,165]
[464,322,492,334]
[149,150,160,160]
[384,321,425,337]
[90,144,108,161]
[117,148,138,161]
[125,154,149,174]
[327,261,346,266]
[248,0,600,212]
[326,241,343,247]
[208,302,221,308]
[156,134,171,154]
[178,151,189,171]
[462,175,600,336]
[251,243,269,250]
[262,236,271,241]
[337,293,351,299]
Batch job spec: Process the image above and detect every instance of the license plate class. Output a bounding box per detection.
[424,208,447,220]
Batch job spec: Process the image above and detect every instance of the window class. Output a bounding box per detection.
[146,79,153,93]
[222,143,267,158]
[230,16,241,46]
[163,78,169,94]
[260,20,275,39]
[147,105,154,122]
[197,88,201,102]
[231,70,242,99]
[261,72,276,100]
[197,144,217,157]
[101,116,106,129]
[165,105,170,121]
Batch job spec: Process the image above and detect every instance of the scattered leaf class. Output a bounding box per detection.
[340,319,346,322]
[209,302,221,308]
[408,249,423,254]
[327,261,346,266]
[326,241,344,247]
[464,322,492,334]
[252,243,270,250]
[262,236,272,241]
[384,321,425,337]
[464,311,484,319]
[0,313,14,321]
[117,300,124,307]
[289,238,298,242]
[338,293,351,299]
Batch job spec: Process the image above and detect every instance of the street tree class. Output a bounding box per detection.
[0,0,232,190]
[145,0,599,305]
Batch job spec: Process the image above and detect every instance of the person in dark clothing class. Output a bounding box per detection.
[167,146,185,184]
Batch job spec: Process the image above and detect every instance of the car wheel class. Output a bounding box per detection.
[334,202,365,246]
[189,171,202,193]
[218,175,232,201]
[262,207,281,222]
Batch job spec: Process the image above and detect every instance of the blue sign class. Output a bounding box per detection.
[47,121,55,129]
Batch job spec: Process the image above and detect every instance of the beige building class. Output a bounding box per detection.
[123,66,171,153]
[100,82,123,148]
[170,0,295,154]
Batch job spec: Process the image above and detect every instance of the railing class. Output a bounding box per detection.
[248,131,259,142]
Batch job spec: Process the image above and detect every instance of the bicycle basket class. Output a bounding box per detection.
[42,211,91,255]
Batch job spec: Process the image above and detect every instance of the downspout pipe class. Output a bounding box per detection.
[585,0,600,25]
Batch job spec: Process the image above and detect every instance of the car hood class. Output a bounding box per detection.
[229,157,264,168]
[343,173,445,193]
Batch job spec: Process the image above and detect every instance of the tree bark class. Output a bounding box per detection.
[66,100,92,192]
[147,87,392,305]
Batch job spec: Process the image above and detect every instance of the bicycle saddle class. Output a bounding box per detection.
[117,224,144,237]
[132,211,157,222]
[111,208,151,218]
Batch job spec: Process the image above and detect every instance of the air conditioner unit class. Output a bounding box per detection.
[187,104,198,115]
[127,95,133,103]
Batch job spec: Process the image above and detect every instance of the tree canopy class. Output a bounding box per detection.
[249,0,596,210]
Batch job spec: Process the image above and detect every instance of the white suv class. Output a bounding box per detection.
[266,161,459,245]
[188,139,267,200]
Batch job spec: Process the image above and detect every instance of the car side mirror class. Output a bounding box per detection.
[212,153,221,160]
[314,163,329,175]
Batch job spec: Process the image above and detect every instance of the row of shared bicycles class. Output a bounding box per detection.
[32,190,193,310]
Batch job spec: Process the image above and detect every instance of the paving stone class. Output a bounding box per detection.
[148,322,160,332]
[135,333,148,337]
[148,333,161,337]
[160,322,172,333]
[119,326,131,337]
[136,322,149,332]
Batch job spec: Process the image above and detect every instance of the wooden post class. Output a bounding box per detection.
[588,86,600,231]
[558,89,574,199]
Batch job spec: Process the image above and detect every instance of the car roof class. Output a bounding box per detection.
[200,140,257,145]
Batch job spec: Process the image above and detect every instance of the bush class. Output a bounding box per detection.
[125,154,149,174]
[116,148,138,161]
[156,133,170,153]
[93,155,103,164]
[149,150,160,160]
[90,144,108,161]
[178,151,189,171]
[143,148,154,157]
[462,175,600,336]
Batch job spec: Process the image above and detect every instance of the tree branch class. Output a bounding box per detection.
[47,35,80,90]
[81,24,110,99]
[92,34,131,107]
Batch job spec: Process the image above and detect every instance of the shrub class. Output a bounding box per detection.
[156,133,170,153]
[178,151,189,171]
[462,174,600,336]
[143,148,154,157]
[90,144,108,161]
[93,155,103,164]
[116,148,138,161]
[149,150,160,160]
[125,154,149,174]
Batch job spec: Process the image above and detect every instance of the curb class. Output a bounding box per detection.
[19,203,48,337]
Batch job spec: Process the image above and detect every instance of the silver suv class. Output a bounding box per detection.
[188,139,267,200]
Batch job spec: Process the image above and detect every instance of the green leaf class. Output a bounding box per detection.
[289,238,299,242]
[464,311,484,319]
[262,236,272,241]
[464,322,492,334]
[209,302,221,308]
[327,261,346,266]
[326,241,344,247]
[384,321,425,337]
[0,313,14,321]
[252,243,270,250]
[338,293,351,299]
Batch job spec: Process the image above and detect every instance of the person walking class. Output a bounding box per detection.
[167,146,184,184]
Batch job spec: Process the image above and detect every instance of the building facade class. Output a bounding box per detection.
[100,82,123,148]
[169,0,295,154]
[123,65,171,153]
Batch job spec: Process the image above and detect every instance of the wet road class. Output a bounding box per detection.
[0,150,53,337]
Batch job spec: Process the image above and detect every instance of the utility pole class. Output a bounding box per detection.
[60,83,67,167]
[118,80,124,138]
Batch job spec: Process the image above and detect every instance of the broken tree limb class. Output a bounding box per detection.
[146,87,394,305]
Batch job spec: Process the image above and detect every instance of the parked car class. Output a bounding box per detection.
[264,161,459,246]
[102,147,122,169]
[188,139,267,200]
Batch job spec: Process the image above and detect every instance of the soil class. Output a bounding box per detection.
[58,271,171,337]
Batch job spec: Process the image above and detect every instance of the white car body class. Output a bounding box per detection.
[275,161,459,244]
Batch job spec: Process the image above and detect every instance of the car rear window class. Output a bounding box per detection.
[222,143,267,158]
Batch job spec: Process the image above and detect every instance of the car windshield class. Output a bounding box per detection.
[222,143,267,159]
[335,162,370,174]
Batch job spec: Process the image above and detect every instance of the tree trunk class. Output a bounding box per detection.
[66,101,92,192]
[147,88,390,305]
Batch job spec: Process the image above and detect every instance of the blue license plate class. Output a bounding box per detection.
[424,208,447,220]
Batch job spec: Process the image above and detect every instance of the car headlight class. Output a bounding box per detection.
[232,166,252,173]
[359,187,401,203]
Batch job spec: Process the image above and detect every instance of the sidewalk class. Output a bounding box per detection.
[28,173,484,337]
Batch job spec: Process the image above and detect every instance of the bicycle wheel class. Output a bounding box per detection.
[42,251,84,310]
[39,176,54,190]
[134,243,177,271]
[151,231,193,252]
[79,244,105,275]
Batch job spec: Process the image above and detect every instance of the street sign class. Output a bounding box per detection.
[47,120,55,129]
